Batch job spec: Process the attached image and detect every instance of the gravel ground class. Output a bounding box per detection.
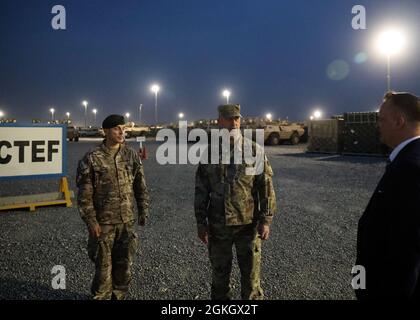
[0,138,386,300]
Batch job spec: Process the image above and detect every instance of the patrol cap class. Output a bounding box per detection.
[102,114,125,129]
[218,104,242,119]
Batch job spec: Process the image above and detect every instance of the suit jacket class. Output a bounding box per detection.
[355,138,420,299]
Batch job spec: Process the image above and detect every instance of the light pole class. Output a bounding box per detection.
[50,108,55,122]
[92,109,97,126]
[377,28,406,92]
[82,100,88,128]
[222,89,231,104]
[150,84,160,124]
[139,103,143,124]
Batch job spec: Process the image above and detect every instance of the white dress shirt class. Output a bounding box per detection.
[389,136,420,162]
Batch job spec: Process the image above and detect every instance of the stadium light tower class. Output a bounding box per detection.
[50,108,55,122]
[138,103,143,124]
[150,84,160,124]
[92,109,97,126]
[376,28,406,92]
[222,89,231,104]
[82,100,88,128]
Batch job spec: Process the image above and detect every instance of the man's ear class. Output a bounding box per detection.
[395,113,406,129]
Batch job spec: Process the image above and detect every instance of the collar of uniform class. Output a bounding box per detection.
[100,140,124,155]
[218,134,244,162]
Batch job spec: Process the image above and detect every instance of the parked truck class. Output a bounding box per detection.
[124,122,151,138]
[67,125,80,142]
[262,123,305,145]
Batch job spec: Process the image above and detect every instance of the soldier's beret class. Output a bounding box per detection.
[102,114,125,129]
[218,104,242,119]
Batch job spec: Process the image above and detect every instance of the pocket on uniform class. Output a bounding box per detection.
[87,236,100,262]
[253,236,262,254]
[128,231,139,256]
[124,164,134,184]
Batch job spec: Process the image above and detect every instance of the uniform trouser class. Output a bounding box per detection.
[87,221,138,300]
[208,223,263,300]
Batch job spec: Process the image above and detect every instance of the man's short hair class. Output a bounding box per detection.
[383,91,420,122]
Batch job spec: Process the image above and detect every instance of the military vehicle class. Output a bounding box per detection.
[124,122,151,138]
[78,127,103,138]
[262,123,305,145]
[67,125,80,142]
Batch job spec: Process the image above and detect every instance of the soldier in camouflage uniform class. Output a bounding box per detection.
[195,104,276,300]
[76,114,149,300]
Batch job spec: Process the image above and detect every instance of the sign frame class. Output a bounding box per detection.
[0,123,67,180]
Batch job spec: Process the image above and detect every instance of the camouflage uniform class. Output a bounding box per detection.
[77,141,149,300]
[195,137,276,300]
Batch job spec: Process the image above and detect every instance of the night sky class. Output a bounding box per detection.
[0,0,419,126]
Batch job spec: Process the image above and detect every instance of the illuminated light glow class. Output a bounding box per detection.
[354,52,368,64]
[265,113,273,121]
[313,110,322,119]
[125,112,130,119]
[82,100,88,108]
[150,84,160,93]
[0,111,4,117]
[50,108,55,113]
[222,89,231,104]
[92,109,97,114]
[310,116,314,120]
[327,59,350,81]
[377,29,406,56]
[178,113,184,119]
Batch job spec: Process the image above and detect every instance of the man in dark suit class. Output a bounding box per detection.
[355,91,420,299]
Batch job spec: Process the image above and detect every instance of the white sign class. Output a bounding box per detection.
[0,125,66,179]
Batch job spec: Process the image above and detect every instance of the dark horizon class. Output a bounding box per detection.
[1,0,419,127]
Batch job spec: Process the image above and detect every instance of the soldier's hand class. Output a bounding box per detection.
[197,226,209,245]
[138,216,147,226]
[89,223,101,238]
[258,223,270,240]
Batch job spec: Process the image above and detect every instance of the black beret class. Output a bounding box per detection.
[102,114,125,129]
